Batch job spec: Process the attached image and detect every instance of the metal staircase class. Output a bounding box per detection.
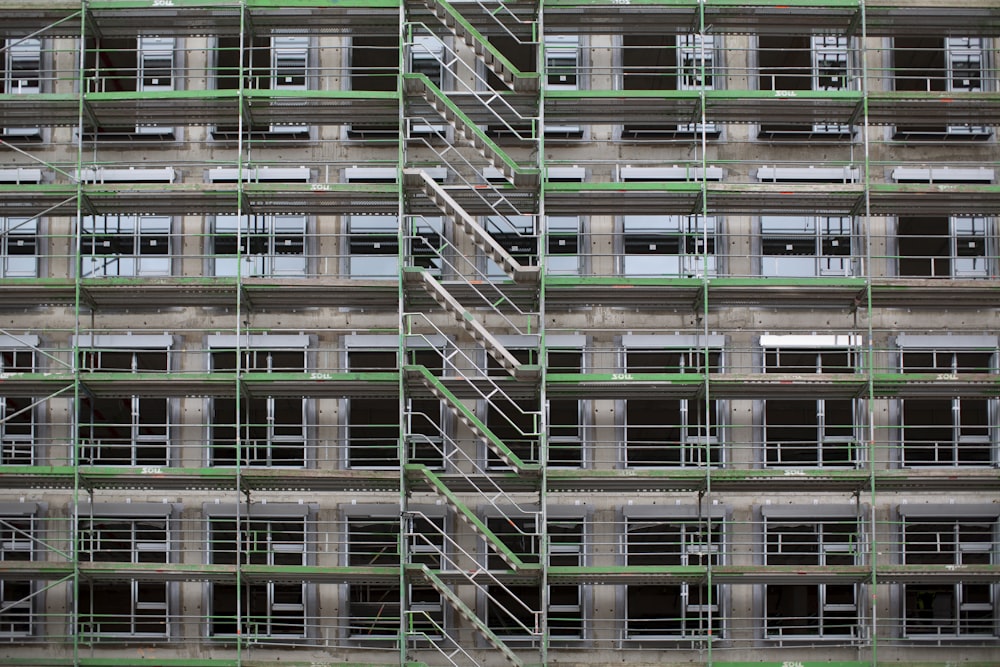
[400,0,544,664]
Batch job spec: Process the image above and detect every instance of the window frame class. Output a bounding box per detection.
[762,507,863,641]
[622,335,725,468]
[206,504,314,640]
[622,507,725,642]
[207,334,310,468]
[899,507,999,640]
[76,505,175,640]
[80,215,172,277]
[760,215,855,277]
[76,334,173,467]
[0,217,37,277]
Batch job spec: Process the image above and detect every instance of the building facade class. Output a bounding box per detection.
[0,0,998,666]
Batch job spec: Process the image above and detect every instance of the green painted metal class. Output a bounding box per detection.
[410,465,541,570]
[403,73,539,177]
[421,0,539,82]
[404,365,539,471]
[411,565,524,666]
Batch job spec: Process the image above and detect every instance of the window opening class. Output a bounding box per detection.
[0,218,37,277]
[761,215,853,277]
[484,515,584,640]
[0,511,35,637]
[213,215,306,277]
[135,37,175,135]
[81,215,171,277]
[408,35,446,136]
[348,34,399,138]
[546,216,581,275]
[269,36,308,134]
[2,38,41,138]
[346,512,443,641]
[624,341,721,467]
[902,514,997,638]
[77,512,171,638]
[764,513,860,639]
[348,346,444,468]
[624,515,722,640]
[759,36,851,138]
[893,37,992,139]
[621,215,717,277]
[78,339,170,466]
[900,345,996,466]
[897,216,992,278]
[210,514,308,637]
[213,34,310,138]
[210,340,307,467]
[621,35,718,138]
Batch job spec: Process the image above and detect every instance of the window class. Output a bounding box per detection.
[548,343,585,467]
[762,335,861,467]
[77,507,173,639]
[893,37,992,139]
[901,508,998,639]
[484,34,580,137]
[0,335,36,466]
[209,335,308,467]
[546,216,582,275]
[213,215,306,277]
[80,215,171,277]
[347,339,445,468]
[621,34,717,137]
[346,509,444,642]
[0,218,37,277]
[209,508,310,639]
[484,513,584,641]
[77,335,171,466]
[0,504,39,638]
[213,35,310,138]
[621,215,717,277]
[623,336,723,467]
[759,36,851,137]
[344,169,400,279]
[2,38,41,138]
[485,215,537,280]
[897,216,992,278]
[348,34,398,138]
[624,509,723,641]
[899,338,997,467]
[761,216,854,277]
[83,37,177,139]
[764,508,861,640]
[483,342,546,467]
[407,35,446,136]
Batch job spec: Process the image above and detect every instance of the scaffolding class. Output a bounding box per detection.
[0,0,999,666]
